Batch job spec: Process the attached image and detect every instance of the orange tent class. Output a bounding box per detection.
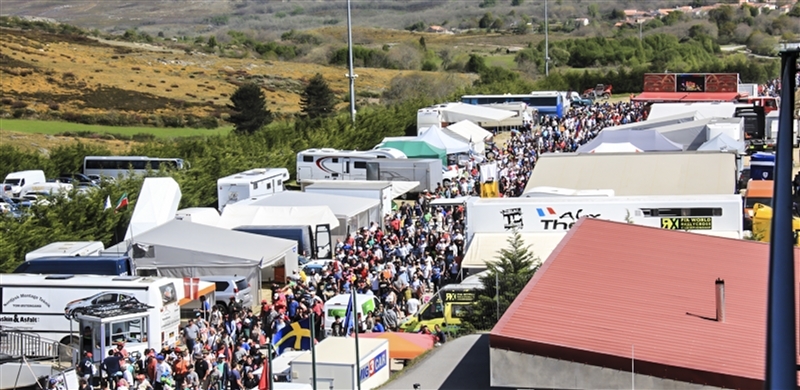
[359,332,435,360]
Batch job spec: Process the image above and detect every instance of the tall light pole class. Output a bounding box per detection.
[346,0,357,124]
[544,0,549,76]
[639,19,643,41]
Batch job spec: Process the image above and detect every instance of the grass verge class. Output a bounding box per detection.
[0,119,231,138]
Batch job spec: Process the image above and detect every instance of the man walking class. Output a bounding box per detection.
[183,319,200,353]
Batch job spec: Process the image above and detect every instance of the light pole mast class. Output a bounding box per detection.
[544,0,549,76]
[346,0,357,124]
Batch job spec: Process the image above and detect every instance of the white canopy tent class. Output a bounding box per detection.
[435,102,516,123]
[129,220,298,301]
[416,125,471,154]
[245,191,380,237]
[588,142,643,153]
[446,120,493,151]
[217,203,340,230]
[175,207,221,226]
[125,177,181,240]
[462,232,564,270]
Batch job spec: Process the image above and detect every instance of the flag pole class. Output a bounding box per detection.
[311,312,318,390]
[267,342,274,390]
[352,290,361,390]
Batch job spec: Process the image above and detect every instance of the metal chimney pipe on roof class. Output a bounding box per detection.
[715,278,725,323]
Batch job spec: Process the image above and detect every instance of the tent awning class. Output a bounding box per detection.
[576,129,684,153]
[437,103,516,123]
[446,120,493,142]
[379,140,447,164]
[359,332,434,360]
[417,125,471,154]
[247,191,379,218]
[463,232,565,269]
[218,204,340,229]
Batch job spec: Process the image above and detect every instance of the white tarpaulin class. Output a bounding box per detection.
[417,125,471,154]
[588,142,643,153]
[125,177,181,240]
[129,219,298,298]
[436,103,516,123]
[462,232,564,269]
[175,207,221,226]
[299,180,419,199]
[218,203,340,229]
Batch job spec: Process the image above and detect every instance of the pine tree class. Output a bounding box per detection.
[300,73,337,119]
[462,229,541,331]
[227,83,273,135]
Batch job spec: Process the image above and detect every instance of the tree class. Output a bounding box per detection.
[227,83,272,135]
[300,73,337,119]
[587,4,599,18]
[207,36,217,48]
[462,230,541,331]
[465,54,487,74]
[511,0,523,6]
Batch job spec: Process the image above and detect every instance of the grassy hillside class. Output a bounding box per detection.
[0,26,475,123]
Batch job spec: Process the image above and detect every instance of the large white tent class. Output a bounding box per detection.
[446,120,493,151]
[416,125,471,154]
[125,177,181,240]
[129,220,298,299]
[217,203,340,230]
[245,191,380,237]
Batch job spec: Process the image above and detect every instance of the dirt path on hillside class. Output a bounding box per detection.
[86,36,184,55]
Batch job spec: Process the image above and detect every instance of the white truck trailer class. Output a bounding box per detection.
[303,181,394,220]
[290,337,390,390]
[25,241,105,261]
[217,168,290,212]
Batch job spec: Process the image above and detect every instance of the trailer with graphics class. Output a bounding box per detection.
[464,194,743,241]
[0,274,213,358]
[290,337,390,390]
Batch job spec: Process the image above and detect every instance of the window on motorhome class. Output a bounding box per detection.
[641,207,723,217]
[303,156,313,162]
[354,161,367,169]
[105,318,147,344]
[266,182,272,190]
[253,182,258,190]
[332,158,339,163]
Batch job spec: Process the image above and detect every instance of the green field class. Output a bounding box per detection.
[0,119,232,138]
[484,54,517,69]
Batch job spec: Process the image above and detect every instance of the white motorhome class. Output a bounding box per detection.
[765,110,800,148]
[3,170,46,197]
[25,241,105,261]
[465,195,744,241]
[217,168,290,211]
[296,149,406,184]
[0,274,213,356]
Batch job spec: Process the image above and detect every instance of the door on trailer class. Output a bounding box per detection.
[366,162,380,181]
[315,224,332,259]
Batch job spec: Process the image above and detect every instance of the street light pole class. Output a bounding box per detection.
[346,0,357,124]
[495,272,500,322]
[544,0,549,76]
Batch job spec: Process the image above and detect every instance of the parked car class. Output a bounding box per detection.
[64,291,136,318]
[60,173,98,185]
[199,276,253,313]
[301,260,333,275]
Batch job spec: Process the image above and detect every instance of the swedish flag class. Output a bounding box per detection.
[271,317,312,354]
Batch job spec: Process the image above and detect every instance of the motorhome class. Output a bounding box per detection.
[25,241,105,261]
[0,274,214,356]
[764,111,799,148]
[14,255,137,276]
[465,195,744,241]
[83,156,187,179]
[217,168,290,212]
[3,170,46,197]
[297,151,446,192]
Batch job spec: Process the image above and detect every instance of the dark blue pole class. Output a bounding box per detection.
[765,48,798,389]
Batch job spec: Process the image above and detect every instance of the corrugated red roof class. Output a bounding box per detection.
[490,218,800,389]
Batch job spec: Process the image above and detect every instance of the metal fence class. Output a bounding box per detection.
[0,326,76,367]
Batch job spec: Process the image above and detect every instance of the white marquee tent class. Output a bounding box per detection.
[125,177,181,240]
[417,125,471,154]
[217,203,340,230]
[446,120,493,151]
[128,220,298,299]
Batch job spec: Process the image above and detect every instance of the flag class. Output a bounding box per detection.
[104,196,111,210]
[271,317,312,354]
[343,290,355,337]
[115,193,129,211]
[258,355,270,390]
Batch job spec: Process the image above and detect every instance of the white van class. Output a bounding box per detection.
[3,170,46,197]
[323,293,380,336]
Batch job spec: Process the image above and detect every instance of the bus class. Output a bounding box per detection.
[83,156,187,179]
[461,92,565,118]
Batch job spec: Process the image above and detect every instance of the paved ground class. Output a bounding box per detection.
[382,333,503,390]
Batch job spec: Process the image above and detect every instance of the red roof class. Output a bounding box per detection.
[632,92,740,102]
[490,218,800,389]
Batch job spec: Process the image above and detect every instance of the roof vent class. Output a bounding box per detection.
[247,169,267,175]
[715,278,725,323]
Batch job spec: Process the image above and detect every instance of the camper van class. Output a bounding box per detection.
[400,282,480,333]
[217,168,290,212]
[25,241,105,261]
[323,294,380,336]
[0,274,213,354]
[3,170,46,197]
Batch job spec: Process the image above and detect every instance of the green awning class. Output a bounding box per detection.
[380,140,447,165]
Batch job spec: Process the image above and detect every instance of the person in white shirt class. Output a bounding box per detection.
[154,355,171,390]
[406,293,421,316]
